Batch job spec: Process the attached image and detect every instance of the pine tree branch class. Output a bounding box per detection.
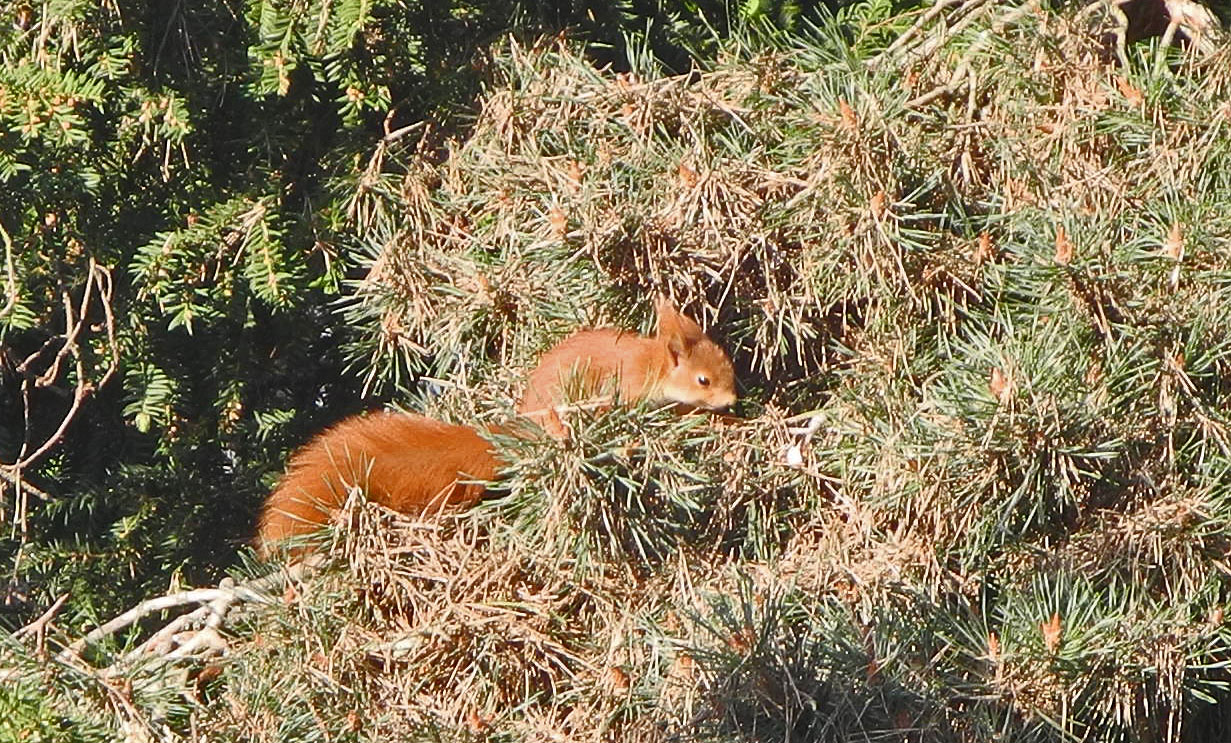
[0,221,16,322]
[0,467,52,501]
[5,260,120,476]
[55,576,277,666]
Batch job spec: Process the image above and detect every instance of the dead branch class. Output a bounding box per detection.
[903,1,1041,111]
[881,0,999,74]
[56,577,275,666]
[13,592,69,645]
[2,260,122,502]
[114,569,291,668]
[57,588,239,662]
[0,467,52,501]
[870,0,969,67]
[0,221,16,321]
[2,571,291,697]
[35,274,93,389]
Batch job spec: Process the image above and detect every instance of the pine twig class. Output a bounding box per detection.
[12,592,69,646]
[0,221,16,321]
[56,577,276,666]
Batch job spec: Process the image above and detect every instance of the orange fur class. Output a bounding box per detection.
[518,298,736,436]
[256,412,501,555]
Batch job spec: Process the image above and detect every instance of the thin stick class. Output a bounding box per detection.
[871,0,967,66]
[8,262,120,473]
[13,592,69,640]
[57,585,271,663]
[0,221,16,321]
[0,467,52,501]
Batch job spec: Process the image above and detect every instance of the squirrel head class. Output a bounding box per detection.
[653,297,737,412]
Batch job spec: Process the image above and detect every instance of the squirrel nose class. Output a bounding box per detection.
[709,396,735,412]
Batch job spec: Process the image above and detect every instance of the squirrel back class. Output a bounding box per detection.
[256,412,500,555]
[517,298,736,435]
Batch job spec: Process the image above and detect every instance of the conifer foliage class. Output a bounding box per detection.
[0,0,730,616]
[3,1,1231,741]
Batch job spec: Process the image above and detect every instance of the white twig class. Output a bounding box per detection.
[57,583,272,664]
[13,592,69,641]
[871,0,968,66]
[0,221,16,321]
[0,467,52,501]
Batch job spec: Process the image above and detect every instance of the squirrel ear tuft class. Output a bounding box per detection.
[656,296,705,357]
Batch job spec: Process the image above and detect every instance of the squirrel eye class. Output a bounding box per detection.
[697,375,710,387]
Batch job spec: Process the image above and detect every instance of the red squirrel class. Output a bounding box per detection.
[256,298,736,554]
[518,297,736,437]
